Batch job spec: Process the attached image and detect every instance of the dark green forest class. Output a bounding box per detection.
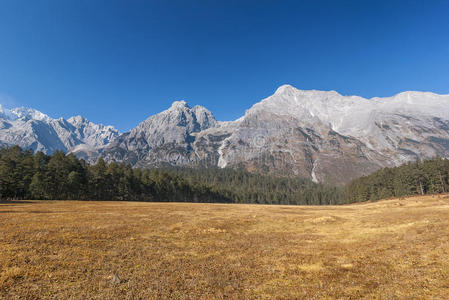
[161,167,342,205]
[0,146,341,205]
[0,146,448,204]
[344,157,449,203]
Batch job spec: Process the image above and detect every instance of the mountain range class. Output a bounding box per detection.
[1,84,449,185]
[0,105,119,155]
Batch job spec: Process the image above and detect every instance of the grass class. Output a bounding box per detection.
[1,195,449,299]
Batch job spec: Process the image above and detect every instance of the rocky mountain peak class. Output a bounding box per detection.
[192,105,218,130]
[170,100,189,110]
[136,101,218,132]
[67,115,87,124]
[274,84,297,96]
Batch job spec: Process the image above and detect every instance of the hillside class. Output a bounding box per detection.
[345,156,449,202]
[1,195,448,298]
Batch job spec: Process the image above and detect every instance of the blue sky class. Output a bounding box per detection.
[0,0,448,131]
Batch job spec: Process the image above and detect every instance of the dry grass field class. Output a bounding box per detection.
[1,195,449,299]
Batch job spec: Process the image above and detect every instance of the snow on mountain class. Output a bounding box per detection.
[250,85,449,136]
[0,106,120,154]
[246,85,449,165]
[66,115,119,148]
[0,104,18,121]
[11,107,52,122]
[2,85,448,185]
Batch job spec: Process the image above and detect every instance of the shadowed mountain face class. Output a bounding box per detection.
[2,85,449,185]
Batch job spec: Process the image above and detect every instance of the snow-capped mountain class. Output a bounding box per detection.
[0,104,120,154]
[210,85,449,184]
[98,85,449,185]
[2,85,449,185]
[248,85,449,165]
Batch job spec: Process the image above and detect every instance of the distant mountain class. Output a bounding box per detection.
[2,85,449,185]
[0,104,119,155]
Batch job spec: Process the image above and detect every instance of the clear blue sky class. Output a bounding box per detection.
[0,0,448,132]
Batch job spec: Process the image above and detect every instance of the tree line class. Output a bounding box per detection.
[344,156,449,203]
[162,167,343,205]
[1,146,447,204]
[0,146,342,204]
[0,146,226,203]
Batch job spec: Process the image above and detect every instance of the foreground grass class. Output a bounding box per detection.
[1,195,449,299]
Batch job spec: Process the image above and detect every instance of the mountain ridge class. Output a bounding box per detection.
[1,85,448,185]
[0,104,120,154]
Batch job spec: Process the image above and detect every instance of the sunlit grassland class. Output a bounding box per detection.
[1,195,449,299]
